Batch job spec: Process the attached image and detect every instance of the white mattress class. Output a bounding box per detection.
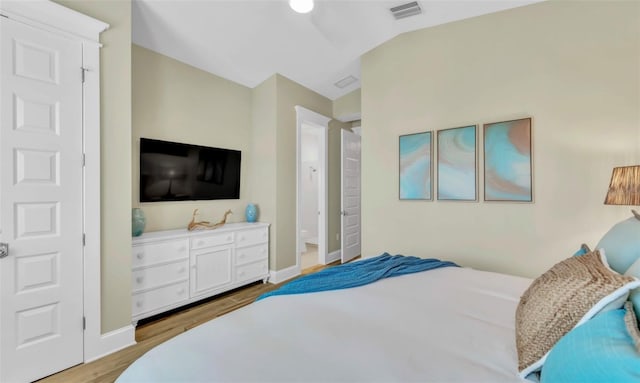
[117,266,532,382]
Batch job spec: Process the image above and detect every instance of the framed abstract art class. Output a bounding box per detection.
[483,118,533,202]
[437,125,477,201]
[399,131,432,200]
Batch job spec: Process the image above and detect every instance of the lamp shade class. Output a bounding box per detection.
[604,165,640,206]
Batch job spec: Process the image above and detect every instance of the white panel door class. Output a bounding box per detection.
[341,130,361,264]
[0,17,84,383]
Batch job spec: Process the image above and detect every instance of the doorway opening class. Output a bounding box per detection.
[300,123,321,270]
[295,106,330,274]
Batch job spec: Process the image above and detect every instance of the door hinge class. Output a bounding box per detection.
[82,233,86,246]
[82,153,86,167]
[83,316,86,330]
[81,67,87,83]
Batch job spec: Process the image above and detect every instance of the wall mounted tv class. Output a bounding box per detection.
[140,138,241,202]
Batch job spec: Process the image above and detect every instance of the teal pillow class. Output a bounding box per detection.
[596,217,640,273]
[541,303,640,383]
[573,244,591,256]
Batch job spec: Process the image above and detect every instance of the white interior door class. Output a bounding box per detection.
[0,17,84,382]
[341,129,361,264]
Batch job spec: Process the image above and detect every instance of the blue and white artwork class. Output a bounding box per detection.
[437,125,477,201]
[483,118,532,202]
[399,131,432,200]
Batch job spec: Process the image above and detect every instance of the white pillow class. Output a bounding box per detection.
[596,217,640,273]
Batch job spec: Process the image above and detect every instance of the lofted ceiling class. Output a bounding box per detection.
[132,0,541,101]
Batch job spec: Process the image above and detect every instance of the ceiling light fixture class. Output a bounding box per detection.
[289,0,314,14]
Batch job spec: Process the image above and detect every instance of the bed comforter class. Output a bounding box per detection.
[117,266,532,382]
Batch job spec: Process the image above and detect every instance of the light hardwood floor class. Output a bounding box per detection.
[301,243,319,270]
[37,261,336,383]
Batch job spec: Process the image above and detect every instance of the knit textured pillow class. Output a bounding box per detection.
[515,249,640,378]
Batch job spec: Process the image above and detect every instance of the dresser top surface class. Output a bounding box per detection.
[132,222,269,244]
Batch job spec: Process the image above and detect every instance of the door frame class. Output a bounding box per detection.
[0,1,119,364]
[295,106,330,271]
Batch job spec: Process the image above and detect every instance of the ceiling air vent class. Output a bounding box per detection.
[390,1,422,20]
[334,75,358,89]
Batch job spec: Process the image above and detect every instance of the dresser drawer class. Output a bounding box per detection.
[132,281,189,317]
[132,260,189,293]
[191,232,234,250]
[236,227,268,248]
[236,244,268,266]
[236,260,268,283]
[132,239,189,268]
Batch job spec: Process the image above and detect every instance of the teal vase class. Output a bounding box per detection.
[132,208,146,237]
[245,203,257,223]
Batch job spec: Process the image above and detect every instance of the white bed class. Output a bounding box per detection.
[117,266,532,382]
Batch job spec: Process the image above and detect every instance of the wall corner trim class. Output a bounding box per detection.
[84,325,136,363]
[269,265,301,284]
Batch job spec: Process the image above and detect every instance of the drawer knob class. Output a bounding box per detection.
[136,253,144,259]
[136,276,143,284]
[136,301,143,308]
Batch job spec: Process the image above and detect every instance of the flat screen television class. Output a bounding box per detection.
[140,138,241,202]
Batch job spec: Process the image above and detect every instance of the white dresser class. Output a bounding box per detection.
[131,222,269,324]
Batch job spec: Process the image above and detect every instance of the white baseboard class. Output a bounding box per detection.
[325,250,341,264]
[269,265,300,284]
[269,249,341,284]
[85,324,136,363]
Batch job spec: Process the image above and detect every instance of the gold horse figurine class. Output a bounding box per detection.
[187,209,232,231]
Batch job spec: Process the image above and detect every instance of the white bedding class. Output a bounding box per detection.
[117,266,532,382]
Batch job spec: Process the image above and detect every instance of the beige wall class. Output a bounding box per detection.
[275,75,333,269]
[249,76,279,267]
[333,89,361,122]
[132,45,253,230]
[361,1,640,278]
[55,0,132,332]
[251,74,345,268]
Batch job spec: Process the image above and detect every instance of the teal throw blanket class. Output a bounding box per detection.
[257,253,458,301]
